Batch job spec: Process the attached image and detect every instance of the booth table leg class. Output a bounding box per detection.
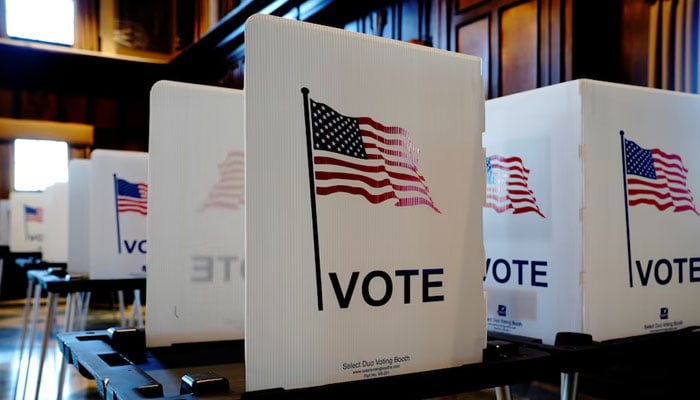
[34,292,57,400]
[561,372,579,400]
[494,385,512,400]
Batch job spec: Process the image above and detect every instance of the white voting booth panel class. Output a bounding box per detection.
[42,182,69,263]
[245,15,486,391]
[89,149,148,279]
[9,191,44,253]
[483,79,700,345]
[0,199,9,246]
[68,159,91,275]
[146,81,245,347]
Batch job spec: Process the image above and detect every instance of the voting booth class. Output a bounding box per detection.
[89,149,148,279]
[245,15,487,391]
[68,159,91,275]
[0,200,9,246]
[483,79,700,345]
[42,182,69,264]
[146,80,245,347]
[9,191,44,253]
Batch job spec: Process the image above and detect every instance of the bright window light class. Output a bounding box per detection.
[5,0,75,45]
[14,139,69,191]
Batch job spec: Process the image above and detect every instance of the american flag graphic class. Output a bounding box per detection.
[624,138,698,215]
[115,177,148,215]
[308,98,440,213]
[24,205,43,222]
[201,150,244,211]
[485,155,545,218]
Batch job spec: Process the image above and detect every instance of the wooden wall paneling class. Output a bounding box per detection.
[644,0,700,92]
[539,0,550,87]
[0,90,12,117]
[457,17,491,97]
[452,0,571,98]
[402,1,421,41]
[543,0,568,86]
[622,0,651,87]
[430,0,451,50]
[94,98,118,130]
[20,92,59,121]
[458,0,488,12]
[687,0,699,93]
[381,5,396,39]
[393,3,403,40]
[668,0,699,93]
[548,0,561,83]
[499,0,539,96]
[563,0,572,81]
[341,1,431,43]
[675,0,686,90]
[661,0,673,89]
[363,13,377,36]
[123,97,149,151]
[70,146,91,160]
[490,7,500,97]
[570,1,622,84]
[343,18,360,33]
[58,95,88,123]
[0,143,10,199]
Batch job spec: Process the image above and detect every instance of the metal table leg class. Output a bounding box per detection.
[19,283,43,400]
[56,292,77,400]
[33,291,57,400]
[561,371,579,400]
[495,385,512,400]
[13,279,35,397]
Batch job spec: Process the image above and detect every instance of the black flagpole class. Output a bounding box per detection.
[113,173,123,254]
[302,87,324,310]
[620,130,633,288]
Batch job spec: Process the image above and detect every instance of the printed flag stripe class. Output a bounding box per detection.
[116,207,147,215]
[360,130,412,149]
[202,150,245,211]
[316,186,398,203]
[628,187,695,201]
[485,155,545,218]
[487,194,540,205]
[356,117,413,142]
[512,206,545,215]
[315,171,431,197]
[485,203,513,213]
[363,142,419,165]
[314,156,425,184]
[308,99,440,214]
[624,138,698,215]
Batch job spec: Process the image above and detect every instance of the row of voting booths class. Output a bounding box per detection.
[52,13,700,399]
[0,152,148,282]
[3,148,149,399]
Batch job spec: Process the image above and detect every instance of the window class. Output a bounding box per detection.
[14,139,69,191]
[5,0,75,45]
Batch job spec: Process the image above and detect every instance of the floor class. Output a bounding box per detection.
[0,296,125,400]
[0,291,597,400]
[0,295,529,400]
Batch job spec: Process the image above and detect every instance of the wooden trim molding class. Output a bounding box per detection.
[0,117,93,146]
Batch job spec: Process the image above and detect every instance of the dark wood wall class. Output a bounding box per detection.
[0,0,682,195]
[341,0,663,99]
[0,43,166,152]
[452,0,574,98]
